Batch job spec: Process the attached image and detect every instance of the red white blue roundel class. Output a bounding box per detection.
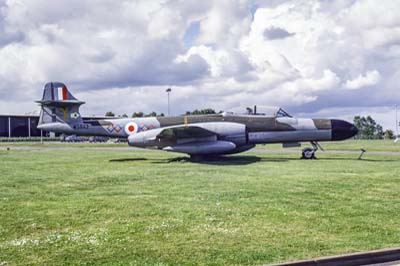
[124,122,138,135]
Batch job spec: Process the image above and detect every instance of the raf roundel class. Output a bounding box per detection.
[124,122,138,135]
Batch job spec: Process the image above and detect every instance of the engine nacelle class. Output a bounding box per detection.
[163,141,236,155]
[193,122,247,145]
[128,128,163,147]
[128,122,247,149]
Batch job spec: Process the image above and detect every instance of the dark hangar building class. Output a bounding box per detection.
[0,114,105,138]
[0,114,41,138]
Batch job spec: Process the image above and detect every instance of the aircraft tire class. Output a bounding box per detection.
[301,147,316,160]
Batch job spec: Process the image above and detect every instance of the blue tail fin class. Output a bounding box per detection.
[37,82,85,126]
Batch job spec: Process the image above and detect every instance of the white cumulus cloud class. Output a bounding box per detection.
[0,0,399,129]
[345,70,381,90]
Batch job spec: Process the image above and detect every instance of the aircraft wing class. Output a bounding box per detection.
[155,124,239,155]
[156,125,217,140]
[128,122,247,155]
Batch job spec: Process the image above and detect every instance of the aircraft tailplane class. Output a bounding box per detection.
[36,82,85,126]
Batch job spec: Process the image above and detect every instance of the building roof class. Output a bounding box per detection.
[0,114,107,119]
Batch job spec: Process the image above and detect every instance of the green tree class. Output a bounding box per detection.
[185,109,216,115]
[384,129,394,139]
[105,111,115,117]
[353,116,383,139]
[145,111,158,117]
[132,112,144,118]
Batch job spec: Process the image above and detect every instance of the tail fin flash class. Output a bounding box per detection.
[37,82,85,127]
[41,82,79,102]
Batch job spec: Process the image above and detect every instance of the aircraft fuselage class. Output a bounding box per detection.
[37,82,358,157]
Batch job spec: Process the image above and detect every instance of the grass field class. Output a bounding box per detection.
[1,139,398,151]
[0,141,400,265]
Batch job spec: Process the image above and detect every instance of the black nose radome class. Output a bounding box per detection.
[331,119,358,141]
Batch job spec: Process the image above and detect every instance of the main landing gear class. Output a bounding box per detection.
[301,141,324,160]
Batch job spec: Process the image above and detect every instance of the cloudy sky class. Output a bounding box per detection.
[0,0,399,130]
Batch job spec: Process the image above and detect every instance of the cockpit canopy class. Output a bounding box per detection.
[222,106,292,118]
[275,108,292,118]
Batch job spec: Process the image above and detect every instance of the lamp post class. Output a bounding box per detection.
[166,88,172,116]
[396,105,399,142]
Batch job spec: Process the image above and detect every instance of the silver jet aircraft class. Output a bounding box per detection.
[37,82,358,159]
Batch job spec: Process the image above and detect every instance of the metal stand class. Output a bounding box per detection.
[358,149,366,160]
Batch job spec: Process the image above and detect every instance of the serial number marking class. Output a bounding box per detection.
[73,124,89,129]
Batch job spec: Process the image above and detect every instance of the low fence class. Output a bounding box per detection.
[0,137,59,142]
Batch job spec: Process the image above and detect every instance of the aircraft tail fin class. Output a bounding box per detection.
[36,82,85,126]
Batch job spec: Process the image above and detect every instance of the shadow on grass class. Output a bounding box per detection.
[109,158,148,162]
[109,155,397,164]
[109,155,289,165]
[151,155,292,165]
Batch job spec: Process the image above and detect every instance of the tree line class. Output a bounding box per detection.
[105,108,218,118]
[353,116,394,140]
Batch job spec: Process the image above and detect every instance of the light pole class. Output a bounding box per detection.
[396,104,399,142]
[166,88,172,116]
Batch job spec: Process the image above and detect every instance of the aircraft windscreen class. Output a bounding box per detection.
[276,108,292,118]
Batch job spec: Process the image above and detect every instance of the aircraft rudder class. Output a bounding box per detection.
[38,82,84,126]
[42,82,78,101]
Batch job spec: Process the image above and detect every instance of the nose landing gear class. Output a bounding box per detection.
[301,147,316,159]
[301,141,324,159]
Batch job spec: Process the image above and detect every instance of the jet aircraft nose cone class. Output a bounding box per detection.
[331,119,358,141]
